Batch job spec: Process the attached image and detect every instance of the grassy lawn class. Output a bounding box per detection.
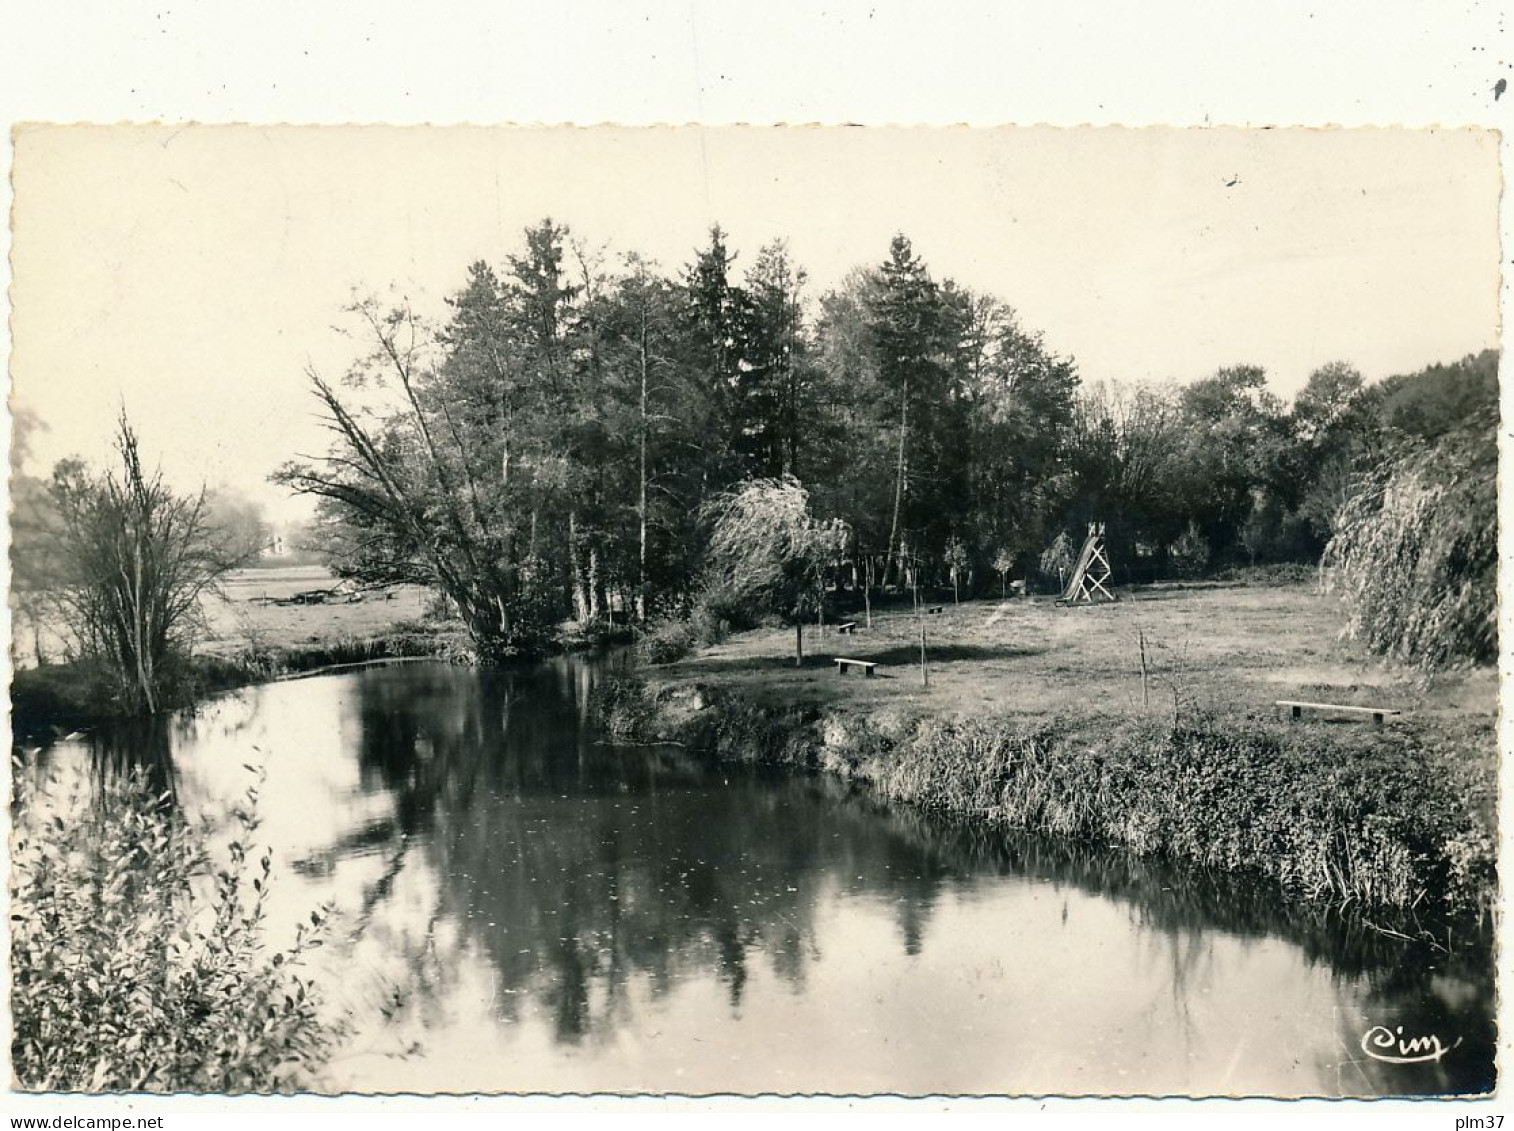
[655,581,1495,729]
[616,582,1496,913]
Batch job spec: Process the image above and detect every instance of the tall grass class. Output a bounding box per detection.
[602,678,1496,914]
[11,770,342,1092]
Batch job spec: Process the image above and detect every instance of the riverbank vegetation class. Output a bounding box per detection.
[599,583,1497,916]
[10,770,341,1091]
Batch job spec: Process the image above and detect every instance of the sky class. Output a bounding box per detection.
[8,125,1501,523]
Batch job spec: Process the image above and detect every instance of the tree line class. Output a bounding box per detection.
[269,219,1496,662]
[12,219,1496,705]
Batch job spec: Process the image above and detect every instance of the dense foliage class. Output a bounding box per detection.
[11,772,340,1092]
[274,219,1495,667]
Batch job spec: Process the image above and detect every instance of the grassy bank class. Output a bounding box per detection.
[601,584,1497,916]
[11,562,632,737]
[11,627,463,744]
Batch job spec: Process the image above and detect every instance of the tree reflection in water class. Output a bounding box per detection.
[334,661,966,1044]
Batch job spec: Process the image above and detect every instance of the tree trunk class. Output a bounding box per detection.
[568,510,590,623]
[637,314,650,624]
[588,545,602,621]
[794,621,804,667]
[863,555,873,628]
[918,607,929,689]
[884,378,909,588]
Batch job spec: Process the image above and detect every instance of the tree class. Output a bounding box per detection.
[682,225,749,486]
[585,252,690,622]
[992,546,1016,598]
[275,296,532,658]
[10,408,65,666]
[1063,382,1184,567]
[46,413,229,713]
[703,477,849,666]
[1327,407,1497,669]
[741,241,817,479]
[1039,531,1075,591]
[865,235,949,586]
[1171,365,1289,562]
[958,292,1080,584]
[203,487,273,564]
[944,536,968,604]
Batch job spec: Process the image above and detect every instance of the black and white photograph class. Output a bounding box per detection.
[4,122,1501,1101]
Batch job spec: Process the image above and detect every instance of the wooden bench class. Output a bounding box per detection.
[926,605,943,615]
[1277,700,1403,725]
[834,657,877,677]
[837,621,858,635]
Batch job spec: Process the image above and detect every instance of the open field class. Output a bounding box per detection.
[11,567,435,670]
[199,567,433,657]
[655,582,1495,728]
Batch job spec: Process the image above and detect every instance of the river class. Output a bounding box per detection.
[18,656,1496,1096]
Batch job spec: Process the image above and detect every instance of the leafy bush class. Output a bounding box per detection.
[11,771,341,1092]
[691,582,760,636]
[634,583,759,665]
[1213,562,1317,587]
[1327,418,1496,669]
[593,676,662,740]
[636,617,701,665]
[1169,522,1211,578]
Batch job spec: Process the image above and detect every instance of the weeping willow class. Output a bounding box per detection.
[1325,413,1496,670]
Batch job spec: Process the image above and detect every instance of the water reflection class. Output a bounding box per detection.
[21,658,1496,1096]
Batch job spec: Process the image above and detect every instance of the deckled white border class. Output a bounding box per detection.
[0,1,1508,1124]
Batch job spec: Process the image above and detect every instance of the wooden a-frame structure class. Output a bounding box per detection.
[1055,523,1118,606]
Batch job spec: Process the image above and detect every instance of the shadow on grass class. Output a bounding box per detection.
[849,643,1046,666]
[679,642,1045,675]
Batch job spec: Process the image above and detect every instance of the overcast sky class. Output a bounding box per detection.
[9,125,1500,522]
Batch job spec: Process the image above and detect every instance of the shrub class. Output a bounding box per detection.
[1169,522,1211,578]
[1213,562,1317,587]
[593,676,661,740]
[11,771,341,1092]
[636,617,701,665]
[691,582,759,636]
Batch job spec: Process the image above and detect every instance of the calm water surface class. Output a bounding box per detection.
[26,657,1495,1096]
